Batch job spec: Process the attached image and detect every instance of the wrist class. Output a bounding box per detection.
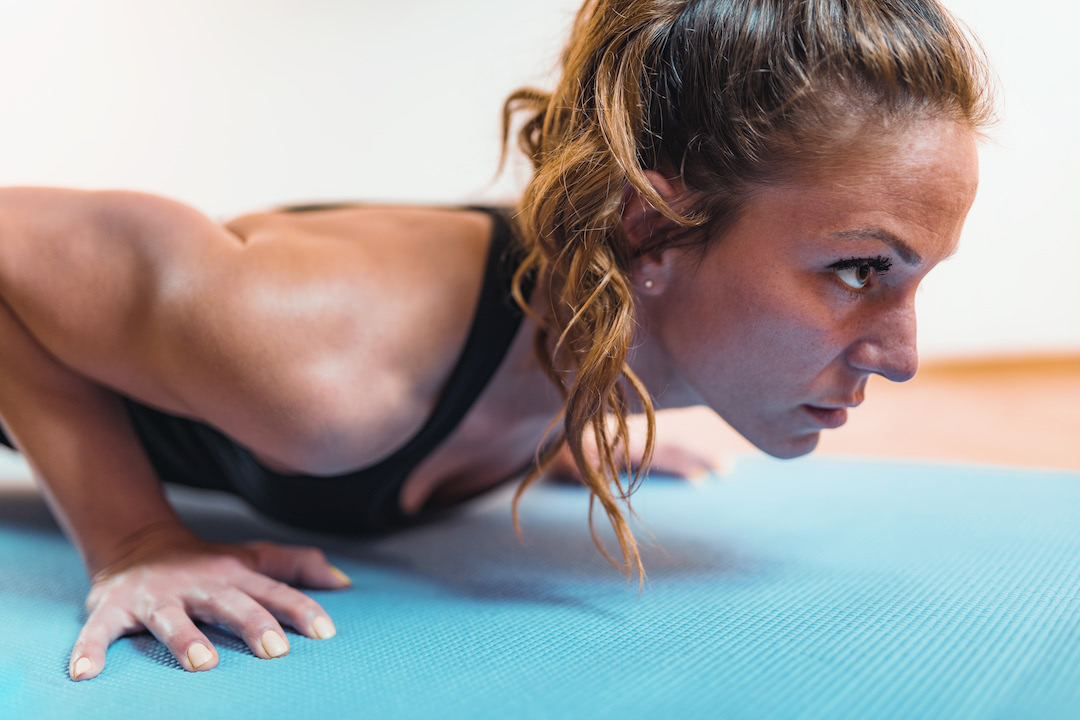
[86,517,200,583]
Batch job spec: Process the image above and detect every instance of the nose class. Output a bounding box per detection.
[845,300,919,383]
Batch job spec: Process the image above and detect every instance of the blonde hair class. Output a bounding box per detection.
[499,0,994,591]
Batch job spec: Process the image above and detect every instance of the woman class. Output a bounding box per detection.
[0,0,991,681]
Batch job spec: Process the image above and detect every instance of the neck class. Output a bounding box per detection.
[624,307,703,413]
[522,277,703,414]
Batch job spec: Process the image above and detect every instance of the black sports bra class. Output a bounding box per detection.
[116,204,536,536]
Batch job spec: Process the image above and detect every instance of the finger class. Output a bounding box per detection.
[236,571,338,640]
[69,603,140,681]
[712,454,737,477]
[137,603,220,672]
[185,587,291,660]
[244,542,351,589]
[650,441,736,483]
[648,445,711,480]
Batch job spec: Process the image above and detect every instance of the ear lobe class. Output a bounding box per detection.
[630,245,680,296]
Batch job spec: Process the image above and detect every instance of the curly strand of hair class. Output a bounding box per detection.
[497,3,683,593]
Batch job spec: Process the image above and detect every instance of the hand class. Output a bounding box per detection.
[545,405,739,484]
[634,429,735,482]
[545,434,733,484]
[69,525,351,681]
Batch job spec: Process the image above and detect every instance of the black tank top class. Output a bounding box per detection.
[0,205,536,536]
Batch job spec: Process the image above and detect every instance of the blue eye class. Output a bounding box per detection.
[828,256,893,292]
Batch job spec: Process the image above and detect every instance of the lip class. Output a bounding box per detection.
[802,405,849,429]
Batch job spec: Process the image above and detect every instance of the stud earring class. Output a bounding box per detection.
[644,279,654,289]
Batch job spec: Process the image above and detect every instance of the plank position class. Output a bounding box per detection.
[0,0,991,682]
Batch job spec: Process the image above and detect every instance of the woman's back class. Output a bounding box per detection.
[215,202,506,474]
[70,202,544,534]
[0,192,541,481]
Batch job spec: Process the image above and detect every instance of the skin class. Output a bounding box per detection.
[621,116,980,458]
[0,115,976,682]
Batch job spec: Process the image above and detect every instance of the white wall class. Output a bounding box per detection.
[915,0,1080,358]
[0,0,1075,359]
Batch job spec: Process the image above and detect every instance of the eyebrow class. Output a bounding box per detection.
[828,228,923,266]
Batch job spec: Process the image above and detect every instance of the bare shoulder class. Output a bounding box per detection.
[1,189,494,471]
[0,188,245,407]
[202,203,496,469]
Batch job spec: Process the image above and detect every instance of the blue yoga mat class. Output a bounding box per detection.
[2,452,1079,719]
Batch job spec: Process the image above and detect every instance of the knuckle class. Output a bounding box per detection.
[299,601,327,623]
[284,590,318,611]
[249,611,280,633]
[206,555,248,576]
[203,586,247,615]
[143,607,169,627]
[143,605,183,635]
[142,603,164,620]
[260,577,290,595]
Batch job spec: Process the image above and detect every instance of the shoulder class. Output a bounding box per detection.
[0,189,500,470]
[178,204,499,471]
[217,204,496,393]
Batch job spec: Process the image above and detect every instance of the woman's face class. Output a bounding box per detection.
[645,117,980,459]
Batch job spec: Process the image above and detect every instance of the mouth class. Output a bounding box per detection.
[801,405,850,429]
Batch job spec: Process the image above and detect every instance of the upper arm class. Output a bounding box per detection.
[0,188,214,403]
[0,188,490,467]
[0,187,274,418]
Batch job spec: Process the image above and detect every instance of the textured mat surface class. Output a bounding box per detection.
[2,453,1080,719]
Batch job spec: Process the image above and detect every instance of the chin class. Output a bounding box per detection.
[723,413,822,460]
[758,431,820,460]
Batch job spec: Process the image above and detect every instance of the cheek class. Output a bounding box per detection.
[715,272,841,381]
[659,259,854,409]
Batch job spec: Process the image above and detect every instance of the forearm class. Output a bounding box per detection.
[0,294,186,578]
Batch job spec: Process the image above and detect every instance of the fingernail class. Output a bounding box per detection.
[328,565,352,587]
[187,643,212,669]
[261,630,288,658]
[312,616,336,639]
[72,656,92,678]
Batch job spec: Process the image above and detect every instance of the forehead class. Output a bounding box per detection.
[726,117,980,262]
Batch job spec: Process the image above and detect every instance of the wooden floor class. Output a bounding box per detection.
[716,354,1080,473]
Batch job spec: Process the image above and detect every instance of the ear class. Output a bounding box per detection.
[620,170,683,247]
[620,170,686,296]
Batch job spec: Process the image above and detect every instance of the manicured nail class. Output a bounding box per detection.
[73,656,92,678]
[187,643,212,669]
[261,630,288,658]
[312,616,336,639]
[328,565,352,587]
